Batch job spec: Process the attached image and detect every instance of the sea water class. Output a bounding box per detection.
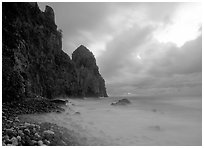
[20,96,202,146]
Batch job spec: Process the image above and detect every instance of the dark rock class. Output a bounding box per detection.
[3,135,9,142]
[4,139,12,145]
[24,135,34,146]
[11,137,18,146]
[56,110,62,113]
[45,5,55,23]
[43,130,55,140]
[43,139,51,145]
[74,111,81,115]
[5,129,14,137]
[2,142,6,146]
[72,45,108,97]
[50,99,68,104]
[111,98,131,106]
[2,2,108,102]
[23,128,30,135]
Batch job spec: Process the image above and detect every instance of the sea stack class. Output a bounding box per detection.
[72,45,108,97]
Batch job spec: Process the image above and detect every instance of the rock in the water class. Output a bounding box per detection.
[111,98,131,106]
[75,111,81,115]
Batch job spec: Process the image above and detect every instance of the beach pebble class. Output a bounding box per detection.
[15,117,20,122]
[7,120,13,124]
[4,139,12,145]
[34,133,41,140]
[32,127,37,133]
[2,116,7,120]
[17,135,21,141]
[11,137,18,146]
[31,140,37,145]
[19,125,27,130]
[18,130,24,137]
[2,142,6,146]
[24,128,30,135]
[7,144,13,146]
[35,125,40,130]
[43,130,55,139]
[38,140,44,146]
[3,135,9,141]
[24,122,31,127]
[6,128,14,137]
[43,139,50,145]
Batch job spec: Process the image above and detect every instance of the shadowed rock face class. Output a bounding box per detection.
[72,45,108,97]
[2,2,108,102]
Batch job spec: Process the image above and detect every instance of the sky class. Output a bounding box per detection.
[38,2,202,97]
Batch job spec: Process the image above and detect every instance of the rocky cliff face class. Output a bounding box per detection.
[72,45,108,97]
[2,2,107,102]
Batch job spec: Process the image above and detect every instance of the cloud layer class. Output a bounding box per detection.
[38,2,202,96]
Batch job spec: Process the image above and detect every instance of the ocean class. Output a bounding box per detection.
[20,96,202,146]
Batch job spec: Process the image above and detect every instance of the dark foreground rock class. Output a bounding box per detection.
[50,99,69,105]
[111,98,131,106]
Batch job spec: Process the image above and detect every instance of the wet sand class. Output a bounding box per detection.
[20,96,202,146]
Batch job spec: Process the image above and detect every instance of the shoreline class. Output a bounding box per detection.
[2,98,84,146]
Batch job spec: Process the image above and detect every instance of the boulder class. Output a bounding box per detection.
[111,98,131,106]
[50,99,68,105]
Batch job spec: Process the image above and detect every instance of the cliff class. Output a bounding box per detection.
[72,45,108,97]
[2,2,108,102]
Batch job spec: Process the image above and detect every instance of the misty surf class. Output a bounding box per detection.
[20,96,202,146]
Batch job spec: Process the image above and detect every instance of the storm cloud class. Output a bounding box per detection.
[38,2,202,96]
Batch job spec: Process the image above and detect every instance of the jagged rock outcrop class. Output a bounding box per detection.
[72,45,108,97]
[2,2,107,102]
